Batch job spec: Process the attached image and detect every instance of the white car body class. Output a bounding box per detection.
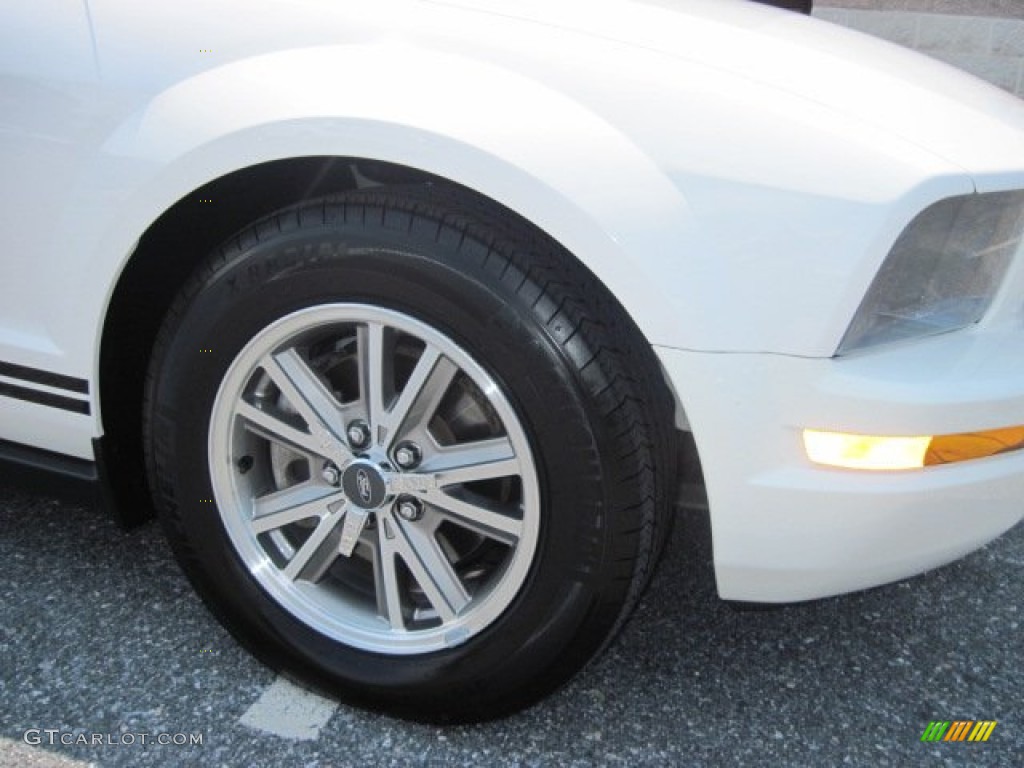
[2,0,1023,602]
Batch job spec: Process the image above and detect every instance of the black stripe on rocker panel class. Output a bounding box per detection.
[0,360,89,394]
[0,379,91,414]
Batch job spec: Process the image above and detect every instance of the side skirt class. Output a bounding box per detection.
[0,437,152,529]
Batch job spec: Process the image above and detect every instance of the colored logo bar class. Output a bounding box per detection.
[921,721,997,742]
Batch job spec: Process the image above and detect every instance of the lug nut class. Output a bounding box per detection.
[321,463,341,486]
[395,496,423,522]
[394,441,422,470]
[346,420,371,449]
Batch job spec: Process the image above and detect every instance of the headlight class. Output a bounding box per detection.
[838,191,1024,355]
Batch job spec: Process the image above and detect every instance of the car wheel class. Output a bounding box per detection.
[144,185,677,721]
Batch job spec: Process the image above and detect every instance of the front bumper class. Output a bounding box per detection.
[657,330,1024,602]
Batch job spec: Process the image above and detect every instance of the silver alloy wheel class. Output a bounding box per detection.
[208,304,541,654]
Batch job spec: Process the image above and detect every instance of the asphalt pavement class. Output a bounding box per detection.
[1,482,1020,767]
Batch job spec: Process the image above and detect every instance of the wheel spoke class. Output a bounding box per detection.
[263,350,348,447]
[357,322,389,441]
[424,437,520,487]
[421,489,522,546]
[252,482,337,534]
[384,513,470,621]
[337,505,371,558]
[282,507,346,581]
[372,538,406,630]
[375,345,442,452]
[236,401,325,457]
[357,323,460,450]
[393,355,459,443]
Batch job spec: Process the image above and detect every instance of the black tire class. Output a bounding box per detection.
[144,185,677,722]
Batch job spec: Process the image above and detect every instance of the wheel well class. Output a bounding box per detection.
[98,157,425,525]
[97,156,693,526]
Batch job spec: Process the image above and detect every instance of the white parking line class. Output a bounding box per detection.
[239,676,339,741]
[0,738,97,768]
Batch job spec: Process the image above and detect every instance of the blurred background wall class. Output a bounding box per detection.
[814,0,1024,96]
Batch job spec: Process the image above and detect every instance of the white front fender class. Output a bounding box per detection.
[89,43,700,351]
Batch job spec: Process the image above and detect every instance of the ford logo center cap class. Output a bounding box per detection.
[342,460,389,509]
